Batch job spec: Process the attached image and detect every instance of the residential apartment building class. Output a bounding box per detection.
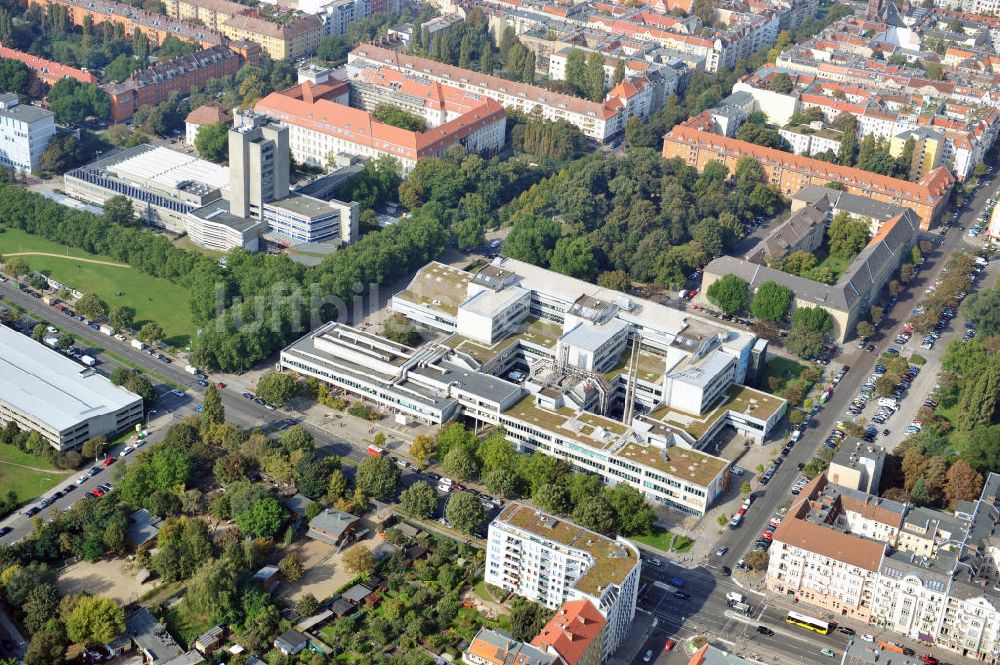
[220,13,323,60]
[30,0,224,48]
[889,128,944,181]
[347,45,656,142]
[485,503,640,659]
[102,44,250,122]
[0,93,55,174]
[767,471,1000,663]
[280,257,786,515]
[0,326,143,450]
[662,112,954,228]
[255,66,506,171]
[0,45,98,86]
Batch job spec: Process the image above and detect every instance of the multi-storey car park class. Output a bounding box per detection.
[0,326,143,451]
[280,257,787,516]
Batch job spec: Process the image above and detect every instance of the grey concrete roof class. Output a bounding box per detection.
[189,198,267,233]
[793,185,905,222]
[127,509,162,547]
[126,607,184,664]
[409,361,523,407]
[274,630,308,651]
[0,100,54,123]
[706,208,919,313]
[0,326,143,433]
[308,509,358,544]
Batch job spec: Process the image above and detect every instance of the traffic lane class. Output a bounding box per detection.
[1,284,202,389]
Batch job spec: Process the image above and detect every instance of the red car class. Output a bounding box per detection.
[215,382,225,389]
[664,640,676,652]
[102,456,116,467]
[761,531,773,540]
[737,507,747,515]
[89,488,105,497]
[920,657,938,665]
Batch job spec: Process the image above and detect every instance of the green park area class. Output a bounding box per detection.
[763,356,808,393]
[0,226,194,347]
[0,443,69,503]
[631,525,694,553]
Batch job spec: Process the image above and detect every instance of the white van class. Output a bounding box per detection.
[727,592,745,604]
[878,398,898,410]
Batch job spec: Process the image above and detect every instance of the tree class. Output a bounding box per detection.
[201,384,224,427]
[382,312,420,347]
[611,59,625,86]
[751,280,793,321]
[355,455,400,500]
[325,468,348,503]
[185,559,240,621]
[706,274,748,314]
[550,236,598,281]
[295,594,321,618]
[446,491,486,533]
[47,79,109,124]
[827,212,871,259]
[584,51,606,101]
[792,306,833,333]
[39,132,86,176]
[941,458,981,507]
[279,552,305,582]
[137,321,164,346]
[768,73,793,93]
[65,595,125,645]
[109,306,133,331]
[255,371,296,406]
[76,292,108,321]
[855,320,876,340]
[103,195,136,227]
[281,425,314,453]
[564,49,586,94]
[785,326,825,358]
[603,484,654,536]
[194,122,229,163]
[532,482,571,514]
[597,270,630,292]
[22,584,60,634]
[82,436,107,459]
[24,628,67,665]
[484,467,522,498]
[572,495,616,535]
[343,543,375,574]
[509,602,549,642]
[4,255,28,277]
[442,445,480,480]
[400,481,438,518]
[410,434,435,468]
[235,497,285,539]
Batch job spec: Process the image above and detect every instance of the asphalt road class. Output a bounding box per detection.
[629,172,1000,665]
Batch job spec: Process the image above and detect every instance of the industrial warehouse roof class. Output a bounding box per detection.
[104,144,230,192]
[0,326,142,433]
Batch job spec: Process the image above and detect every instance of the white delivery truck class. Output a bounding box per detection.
[185,365,199,375]
[99,324,115,336]
[878,397,899,410]
[80,355,96,367]
[131,339,146,351]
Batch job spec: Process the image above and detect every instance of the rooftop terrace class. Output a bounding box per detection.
[444,317,563,364]
[617,441,728,487]
[504,393,629,450]
[647,384,785,439]
[396,262,471,316]
[497,502,638,597]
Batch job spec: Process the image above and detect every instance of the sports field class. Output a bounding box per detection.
[0,444,69,503]
[0,226,194,347]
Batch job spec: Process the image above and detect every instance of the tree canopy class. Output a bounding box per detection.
[706,274,749,314]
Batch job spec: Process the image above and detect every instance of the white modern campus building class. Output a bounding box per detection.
[0,326,143,450]
[63,112,357,253]
[485,502,642,659]
[0,92,56,174]
[280,257,786,515]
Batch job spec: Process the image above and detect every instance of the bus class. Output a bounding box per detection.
[786,611,831,635]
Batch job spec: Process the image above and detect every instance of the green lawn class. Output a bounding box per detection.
[813,252,852,281]
[0,444,69,503]
[0,226,194,347]
[631,526,675,552]
[763,357,808,393]
[163,604,214,649]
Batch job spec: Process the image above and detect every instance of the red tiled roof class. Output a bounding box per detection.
[255,82,505,161]
[530,600,606,665]
[0,44,98,85]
